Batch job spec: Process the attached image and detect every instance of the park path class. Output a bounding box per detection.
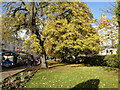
[0,68,25,81]
[0,68,25,88]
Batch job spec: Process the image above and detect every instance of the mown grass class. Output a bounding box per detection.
[24,64,118,89]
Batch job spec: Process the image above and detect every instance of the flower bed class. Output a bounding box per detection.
[2,67,38,89]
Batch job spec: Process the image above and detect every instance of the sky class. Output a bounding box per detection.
[85,2,116,23]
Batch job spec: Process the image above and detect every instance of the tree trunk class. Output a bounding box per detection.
[40,54,48,68]
[30,2,48,68]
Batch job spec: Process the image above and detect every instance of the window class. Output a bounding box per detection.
[106,50,108,53]
[110,50,113,54]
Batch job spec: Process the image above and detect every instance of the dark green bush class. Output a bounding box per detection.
[79,55,106,66]
[103,54,119,68]
[79,54,119,69]
[79,54,119,72]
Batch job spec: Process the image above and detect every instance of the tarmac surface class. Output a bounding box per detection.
[1,69,25,80]
[0,66,26,80]
[0,66,25,88]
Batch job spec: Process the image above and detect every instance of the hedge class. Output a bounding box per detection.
[79,55,106,66]
[78,54,119,68]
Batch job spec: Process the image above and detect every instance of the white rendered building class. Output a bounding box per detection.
[97,14,118,55]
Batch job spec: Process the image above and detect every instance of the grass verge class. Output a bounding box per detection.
[24,64,118,89]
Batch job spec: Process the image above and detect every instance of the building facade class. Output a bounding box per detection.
[97,14,118,55]
[2,38,25,52]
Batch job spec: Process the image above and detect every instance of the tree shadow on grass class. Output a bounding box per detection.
[69,79,100,90]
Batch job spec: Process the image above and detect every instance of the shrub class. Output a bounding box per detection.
[103,67,118,72]
[103,54,119,68]
[80,55,106,66]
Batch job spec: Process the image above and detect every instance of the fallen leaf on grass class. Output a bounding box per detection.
[67,86,70,88]
[103,84,105,86]
[111,82,114,85]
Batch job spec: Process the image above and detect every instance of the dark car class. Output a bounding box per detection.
[1,62,14,67]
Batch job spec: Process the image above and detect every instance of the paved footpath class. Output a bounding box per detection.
[1,69,25,80]
[0,65,27,80]
[0,68,25,88]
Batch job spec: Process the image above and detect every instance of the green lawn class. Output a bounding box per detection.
[25,64,118,89]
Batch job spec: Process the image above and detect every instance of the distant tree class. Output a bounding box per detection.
[2,14,19,50]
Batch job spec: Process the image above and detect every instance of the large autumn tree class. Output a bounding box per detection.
[42,2,100,61]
